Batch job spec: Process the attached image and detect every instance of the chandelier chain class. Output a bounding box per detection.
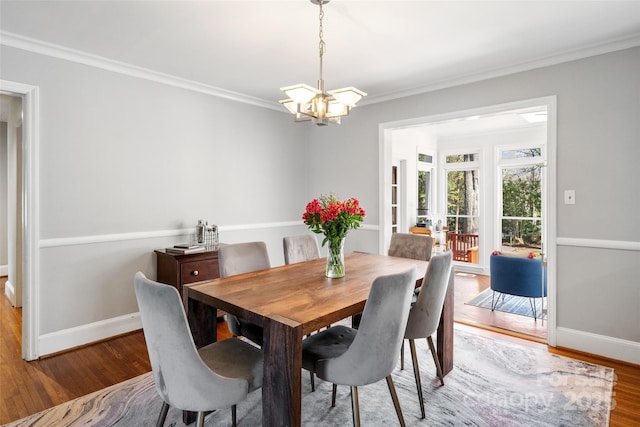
[318,0,325,83]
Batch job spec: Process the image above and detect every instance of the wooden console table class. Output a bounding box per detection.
[154,247,223,316]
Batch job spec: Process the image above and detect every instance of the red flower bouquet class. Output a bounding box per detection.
[303,194,366,277]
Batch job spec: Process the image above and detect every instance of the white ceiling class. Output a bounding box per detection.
[2,0,640,110]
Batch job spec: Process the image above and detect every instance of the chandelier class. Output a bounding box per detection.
[280,0,366,126]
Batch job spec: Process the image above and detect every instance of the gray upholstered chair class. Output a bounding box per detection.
[388,232,434,369]
[353,232,433,332]
[301,267,417,427]
[402,251,453,418]
[218,241,271,347]
[134,272,263,427]
[388,232,433,261]
[283,234,321,265]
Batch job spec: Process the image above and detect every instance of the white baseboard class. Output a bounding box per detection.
[4,279,16,305]
[0,265,7,276]
[556,326,640,365]
[38,312,142,357]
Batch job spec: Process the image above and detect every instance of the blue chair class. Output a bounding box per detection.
[489,254,547,319]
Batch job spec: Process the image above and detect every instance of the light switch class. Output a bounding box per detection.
[564,190,576,205]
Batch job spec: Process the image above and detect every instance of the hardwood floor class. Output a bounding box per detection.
[453,271,547,342]
[1,275,638,425]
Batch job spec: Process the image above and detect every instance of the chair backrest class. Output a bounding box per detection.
[490,254,547,298]
[388,232,433,261]
[283,234,321,264]
[405,251,453,340]
[316,267,417,386]
[218,241,271,278]
[134,272,247,411]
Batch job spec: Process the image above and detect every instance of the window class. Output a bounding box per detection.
[391,165,398,234]
[416,152,434,224]
[445,153,480,235]
[444,152,480,263]
[499,147,543,255]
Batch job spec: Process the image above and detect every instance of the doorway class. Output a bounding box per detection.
[1,94,23,308]
[1,80,40,360]
[379,97,557,345]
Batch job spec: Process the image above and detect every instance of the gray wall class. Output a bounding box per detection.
[308,47,640,350]
[1,45,309,337]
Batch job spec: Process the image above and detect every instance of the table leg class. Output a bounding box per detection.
[437,273,454,375]
[185,297,217,423]
[187,296,217,347]
[262,315,303,426]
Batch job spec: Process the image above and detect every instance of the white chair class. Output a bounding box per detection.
[301,267,417,427]
[134,272,263,427]
[218,241,271,346]
[402,251,453,418]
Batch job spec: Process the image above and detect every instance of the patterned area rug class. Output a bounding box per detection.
[467,287,547,319]
[7,328,612,427]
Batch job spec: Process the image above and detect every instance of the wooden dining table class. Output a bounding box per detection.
[187,251,454,426]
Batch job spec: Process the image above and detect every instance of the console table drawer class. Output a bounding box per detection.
[154,247,221,317]
[181,260,219,284]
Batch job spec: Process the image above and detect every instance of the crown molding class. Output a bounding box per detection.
[3,30,640,110]
[0,31,283,112]
[361,33,640,106]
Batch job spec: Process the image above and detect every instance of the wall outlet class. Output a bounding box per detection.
[564,190,576,205]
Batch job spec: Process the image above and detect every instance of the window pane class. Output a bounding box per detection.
[446,217,480,235]
[446,153,478,163]
[418,153,433,163]
[391,185,397,204]
[446,168,479,236]
[417,170,430,214]
[502,166,541,218]
[501,148,542,160]
[391,166,397,185]
[447,170,479,217]
[501,219,542,252]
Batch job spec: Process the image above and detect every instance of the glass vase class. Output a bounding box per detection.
[326,237,346,278]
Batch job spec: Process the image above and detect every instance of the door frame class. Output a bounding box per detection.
[1,79,40,360]
[379,96,557,346]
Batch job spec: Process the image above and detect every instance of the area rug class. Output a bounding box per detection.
[6,327,612,427]
[467,287,547,319]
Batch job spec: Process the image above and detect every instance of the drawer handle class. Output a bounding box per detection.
[192,270,199,276]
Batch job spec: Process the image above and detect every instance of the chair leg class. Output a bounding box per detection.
[196,411,205,427]
[491,290,497,310]
[310,371,316,391]
[409,339,425,419]
[400,340,405,370]
[232,404,237,427]
[529,298,537,319]
[350,386,361,427]
[386,375,406,427]
[331,383,338,407]
[156,401,169,427]
[427,336,445,386]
